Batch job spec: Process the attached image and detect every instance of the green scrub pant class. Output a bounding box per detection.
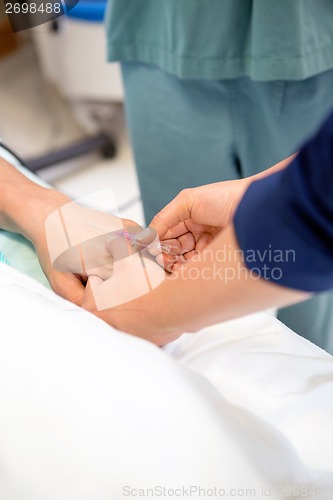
[121,62,333,353]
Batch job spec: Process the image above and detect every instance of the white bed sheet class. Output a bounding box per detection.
[165,314,333,474]
[2,146,333,498]
[0,264,332,499]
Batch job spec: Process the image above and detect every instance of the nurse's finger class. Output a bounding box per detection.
[156,238,183,256]
[156,233,196,258]
[156,219,209,243]
[134,226,158,246]
[150,190,195,238]
[177,232,196,254]
[156,221,189,240]
[81,274,104,312]
[195,232,216,251]
[154,232,196,269]
[166,249,199,271]
[156,252,181,272]
[182,249,199,262]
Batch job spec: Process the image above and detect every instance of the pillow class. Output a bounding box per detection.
[0,264,318,500]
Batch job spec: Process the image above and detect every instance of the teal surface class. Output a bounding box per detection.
[106,0,333,81]
[0,252,10,266]
[0,231,50,288]
[122,62,333,223]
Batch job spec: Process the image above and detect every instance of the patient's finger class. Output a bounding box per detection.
[134,226,157,246]
[157,221,189,240]
[52,272,85,306]
[105,234,136,260]
[82,275,104,311]
[88,275,104,288]
[156,252,181,272]
[149,214,188,239]
[158,220,209,243]
[87,263,113,281]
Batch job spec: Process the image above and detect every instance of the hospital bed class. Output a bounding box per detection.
[0,147,333,499]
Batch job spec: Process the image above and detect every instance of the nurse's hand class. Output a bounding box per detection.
[150,155,295,272]
[150,179,249,271]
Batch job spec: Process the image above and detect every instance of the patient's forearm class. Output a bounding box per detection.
[0,157,69,243]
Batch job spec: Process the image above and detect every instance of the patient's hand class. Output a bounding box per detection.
[81,237,173,345]
[30,193,143,305]
[84,243,166,309]
[0,159,156,306]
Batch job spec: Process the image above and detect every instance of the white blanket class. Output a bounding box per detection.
[166,314,333,473]
[0,264,332,499]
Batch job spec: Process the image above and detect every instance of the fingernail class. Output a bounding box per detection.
[88,275,103,287]
[135,227,157,244]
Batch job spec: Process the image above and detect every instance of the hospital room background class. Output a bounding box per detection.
[0,0,144,225]
[1,2,333,500]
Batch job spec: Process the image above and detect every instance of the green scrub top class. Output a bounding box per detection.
[105,0,333,81]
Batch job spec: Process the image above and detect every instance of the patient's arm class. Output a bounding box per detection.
[0,157,140,303]
[0,157,86,301]
[0,157,68,238]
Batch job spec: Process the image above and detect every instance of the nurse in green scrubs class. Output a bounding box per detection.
[105,0,333,351]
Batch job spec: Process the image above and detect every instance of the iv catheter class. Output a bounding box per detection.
[114,230,172,254]
[86,222,172,254]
